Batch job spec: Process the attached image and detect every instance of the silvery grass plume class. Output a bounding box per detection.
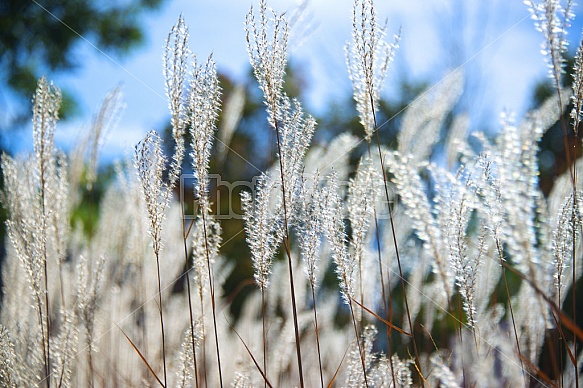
[245,0,289,127]
[134,129,171,384]
[135,130,169,257]
[164,15,190,191]
[181,48,222,285]
[0,325,20,387]
[525,0,574,86]
[459,99,570,366]
[345,325,377,387]
[346,0,399,140]
[472,113,545,277]
[32,77,71,277]
[428,353,458,388]
[86,86,124,190]
[2,77,70,385]
[444,172,484,330]
[552,191,583,305]
[190,214,222,288]
[398,69,464,164]
[384,151,454,305]
[246,0,316,212]
[68,87,124,209]
[50,306,78,388]
[76,254,105,376]
[571,36,583,136]
[276,95,317,212]
[164,14,189,141]
[297,175,326,288]
[176,322,204,388]
[345,325,414,387]
[186,36,224,388]
[245,3,316,385]
[322,173,354,305]
[347,156,380,309]
[189,54,221,205]
[242,174,284,289]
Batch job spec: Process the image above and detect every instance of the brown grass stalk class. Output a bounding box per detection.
[274,120,305,388]
[200,205,224,388]
[181,211,200,388]
[371,96,424,386]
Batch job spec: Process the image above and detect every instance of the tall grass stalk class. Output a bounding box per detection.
[526,2,579,386]
[135,131,170,385]
[188,48,223,386]
[244,2,313,385]
[345,0,424,382]
[32,76,63,388]
[163,16,200,387]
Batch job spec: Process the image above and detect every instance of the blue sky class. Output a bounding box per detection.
[10,0,583,161]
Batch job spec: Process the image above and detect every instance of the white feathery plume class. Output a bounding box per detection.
[398,69,464,164]
[297,175,325,288]
[445,179,484,329]
[86,86,125,190]
[135,130,169,257]
[525,0,574,85]
[241,174,283,289]
[347,156,380,305]
[571,36,583,136]
[189,55,221,205]
[0,326,20,387]
[346,0,399,140]
[164,15,189,189]
[322,173,354,305]
[552,191,583,304]
[245,0,289,127]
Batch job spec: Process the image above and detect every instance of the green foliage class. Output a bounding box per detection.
[0,0,164,123]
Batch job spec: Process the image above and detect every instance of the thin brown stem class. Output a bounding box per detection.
[311,285,324,388]
[154,251,168,386]
[348,300,369,387]
[495,237,526,387]
[43,258,51,388]
[553,71,578,388]
[261,288,268,388]
[366,139,397,388]
[198,286,208,387]
[40,156,51,388]
[35,292,50,387]
[87,344,94,388]
[371,96,424,386]
[273,118,305,387]
[572,193,578,388]
[200,206,224,388]
[181,210,200,388]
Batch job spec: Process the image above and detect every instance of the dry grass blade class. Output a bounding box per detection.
[503,262,583,342]
[117,325,165,388]
[226,318,273,388]
[350,297,411,336]
[502,261,581,367]
[518,353,558,388]
[327,345,350,388]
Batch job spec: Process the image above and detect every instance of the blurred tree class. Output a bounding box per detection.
[0,0,166,277]
[0,0,164,129]
[530,55,582,196]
